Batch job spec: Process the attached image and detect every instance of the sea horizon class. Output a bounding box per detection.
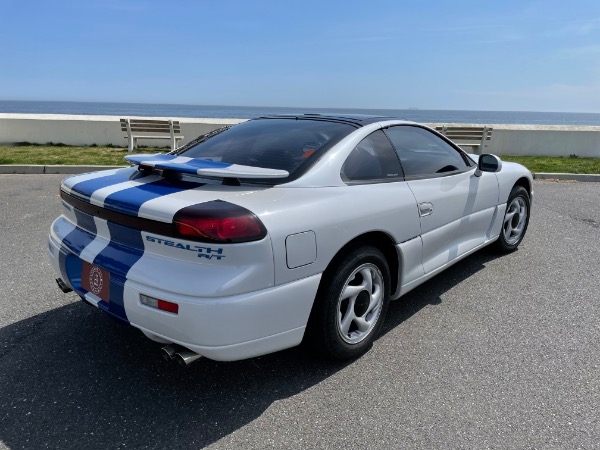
[2,99,600,126]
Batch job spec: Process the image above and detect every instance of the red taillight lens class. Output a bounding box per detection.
[157,300,179,314]
[140,294,179,314]
[173,201,267,243]
[177,216,263,241]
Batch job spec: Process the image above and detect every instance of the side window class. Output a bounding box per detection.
[341,130,403,183]
[384,126,470,179]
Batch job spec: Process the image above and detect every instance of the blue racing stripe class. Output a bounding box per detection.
[55,201,144,324]
[61,228,96,257]
[60,210,96,257]
[58,250,69,287]
[58,207,96,256]
[152,158,231,173]
[69,171,137,200]
[73,207,97,235]
[92,222,145,322]
[97,275,129,325]
[102,178,200,216]
[92,222,144,275]
[125,153,231,175]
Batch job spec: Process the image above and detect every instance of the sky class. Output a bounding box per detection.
[1,0,600,112]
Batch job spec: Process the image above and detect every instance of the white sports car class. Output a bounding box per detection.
[48,114,532,364]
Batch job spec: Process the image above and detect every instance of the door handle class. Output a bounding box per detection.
[418,202,433,217]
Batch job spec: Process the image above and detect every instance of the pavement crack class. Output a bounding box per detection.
[577,217,600,229]
[535,203,600,230]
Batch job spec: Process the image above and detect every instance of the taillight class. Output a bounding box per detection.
[173,200,267,243]
[140,294,179,314]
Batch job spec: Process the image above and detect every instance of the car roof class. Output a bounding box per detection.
[254,113,413,127]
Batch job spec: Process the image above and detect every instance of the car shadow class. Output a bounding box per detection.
[0,248,500,449]
[382,248,500,334]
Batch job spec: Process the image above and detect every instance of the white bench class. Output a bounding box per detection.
[435,125,493,154]
[120,118,184,152]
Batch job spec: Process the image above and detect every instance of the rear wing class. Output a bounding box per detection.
[125,154,289,179]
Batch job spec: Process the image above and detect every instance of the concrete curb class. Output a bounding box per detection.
[533,172,600,182]
[1,165,600,182]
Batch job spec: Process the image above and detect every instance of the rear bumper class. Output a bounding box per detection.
[48,230,321,361]
[123,274,320,361]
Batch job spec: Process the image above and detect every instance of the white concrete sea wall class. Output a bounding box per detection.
[0,114,599,157]
[486,125,600,158]
[0,114,245,148]
[426,123,600,158]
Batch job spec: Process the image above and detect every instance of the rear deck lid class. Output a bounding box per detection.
[60,166,267,224]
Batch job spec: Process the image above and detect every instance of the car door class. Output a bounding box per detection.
[384,125,499,274]
[340,129,424,288]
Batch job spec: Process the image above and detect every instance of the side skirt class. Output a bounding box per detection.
[395,234,500,299]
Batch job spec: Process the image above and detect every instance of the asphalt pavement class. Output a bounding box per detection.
[0,175,598,449]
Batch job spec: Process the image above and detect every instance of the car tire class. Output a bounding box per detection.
[494,185,530,253]
[306,246,391,360]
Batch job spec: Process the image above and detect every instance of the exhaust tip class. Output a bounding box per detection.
[56,278,73,293]
[175,350,203,366]
[160,344,180,361]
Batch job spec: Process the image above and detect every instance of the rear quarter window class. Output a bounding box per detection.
[341,130,404,183]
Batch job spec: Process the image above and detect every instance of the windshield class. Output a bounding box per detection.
[179,118,356,182]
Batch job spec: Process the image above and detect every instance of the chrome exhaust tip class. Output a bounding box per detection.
[56,278,73,293]
[160,344,182,361]
[175,350,202,366]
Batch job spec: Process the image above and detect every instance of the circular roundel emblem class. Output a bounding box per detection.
[89,266,104,295]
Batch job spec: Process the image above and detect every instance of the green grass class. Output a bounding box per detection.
[499,155,600,174]
[0,145,130,165]
[1,145,599,174]
[0,145,168,166]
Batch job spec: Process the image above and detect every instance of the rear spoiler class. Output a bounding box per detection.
[125,154,289,179]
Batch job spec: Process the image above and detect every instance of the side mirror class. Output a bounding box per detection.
[475,154,502,177]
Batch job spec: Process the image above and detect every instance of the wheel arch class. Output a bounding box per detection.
[493,178,532,253]
[322,231,400,295]
[303,230,398,356]
[514,176,532,196]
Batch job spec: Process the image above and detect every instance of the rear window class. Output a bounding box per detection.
[179,118,356,182]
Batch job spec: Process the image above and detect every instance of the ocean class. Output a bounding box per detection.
[1,100,600,126]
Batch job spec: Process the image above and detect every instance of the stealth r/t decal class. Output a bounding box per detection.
[145,235,226,260]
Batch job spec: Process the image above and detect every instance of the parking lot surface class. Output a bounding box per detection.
[0,175,598,449]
